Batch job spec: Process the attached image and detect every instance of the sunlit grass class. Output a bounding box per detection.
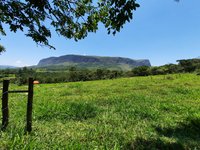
[0,74,199,149]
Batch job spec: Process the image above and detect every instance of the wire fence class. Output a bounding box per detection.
[1,78,33,132]
[0,94,29,132]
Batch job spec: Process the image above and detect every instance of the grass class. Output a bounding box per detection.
[0,74,200,149]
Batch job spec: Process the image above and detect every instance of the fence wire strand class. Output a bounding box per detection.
[0,89,31,129]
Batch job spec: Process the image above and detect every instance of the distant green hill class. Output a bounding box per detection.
[37,55,151,70]
[0,65,17,69]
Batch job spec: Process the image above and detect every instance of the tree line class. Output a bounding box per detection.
[13,67,124,85]
[1,58,200,85]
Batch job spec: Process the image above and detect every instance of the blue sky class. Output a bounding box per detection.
[0,0,200,67]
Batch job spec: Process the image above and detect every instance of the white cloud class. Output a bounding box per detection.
[15,60,30,67]
[16,60,22,65]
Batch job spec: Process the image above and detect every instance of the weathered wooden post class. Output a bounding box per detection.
[2,80,9,130]
[26,78,33,132]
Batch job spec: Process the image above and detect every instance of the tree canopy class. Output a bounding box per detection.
[0,0,140,51]
[0,44,5,52]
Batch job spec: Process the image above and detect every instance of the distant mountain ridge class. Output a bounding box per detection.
[37,55,151,70]
[0,65,17,69]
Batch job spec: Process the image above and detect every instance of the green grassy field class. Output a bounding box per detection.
[0,74,200,149]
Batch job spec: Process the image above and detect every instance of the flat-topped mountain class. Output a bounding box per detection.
[37,55,151,70]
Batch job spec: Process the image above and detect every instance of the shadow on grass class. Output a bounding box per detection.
[155,118,200,140]
[125,137,184,150]
[37,102,98,122]
[125,118,200,150]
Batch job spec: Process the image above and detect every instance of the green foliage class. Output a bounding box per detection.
[2,58,200,85]
[131,66,150,76]
[177,59,200,73]
[15,67,36,85]
[0,44,5,53]
[13,67,123,84]
[0,0,139,48]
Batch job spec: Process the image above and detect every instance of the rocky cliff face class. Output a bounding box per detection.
[37,55,151,70]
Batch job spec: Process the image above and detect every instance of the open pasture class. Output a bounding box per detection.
[0,74,199,149]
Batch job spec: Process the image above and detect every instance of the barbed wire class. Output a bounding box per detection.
[0,102,31,125]
[0,87,31,128]
[1,91,8,95]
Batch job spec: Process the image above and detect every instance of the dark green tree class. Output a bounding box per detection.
[132,66,150,76]
[177,59,200,73]
[150,66,166,75]
[0,44,5,53]
[0,0,140,49]
[162,64,181,74]
[96,69,104,79]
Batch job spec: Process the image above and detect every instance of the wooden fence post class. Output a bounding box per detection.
[26,78,33,132]
[2,80,9,130]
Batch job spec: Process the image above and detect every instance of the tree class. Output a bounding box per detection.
[177,59,200,73]
[0,0,140,50]
[0,44,5,53]
[132,66,150,76]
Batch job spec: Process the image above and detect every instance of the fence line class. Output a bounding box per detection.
[1,78,34,132]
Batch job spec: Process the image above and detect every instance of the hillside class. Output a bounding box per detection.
[37,55,151,70]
